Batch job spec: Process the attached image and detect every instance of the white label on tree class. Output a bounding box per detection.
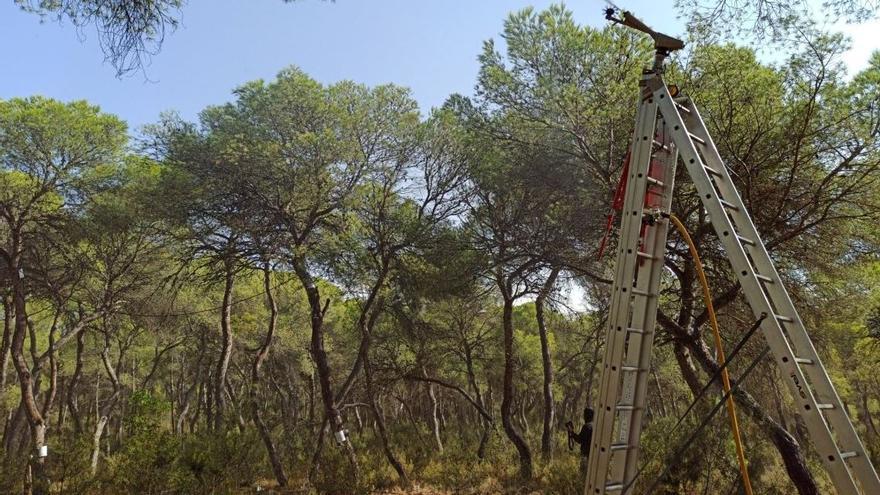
[334,429,347,444]
[39,445,48,458]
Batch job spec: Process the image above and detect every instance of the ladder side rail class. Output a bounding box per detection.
[620,119,680,489]
[586,89,659,495]
[680,98,880,493]
[607,192,666,488]
[652,86,861,494]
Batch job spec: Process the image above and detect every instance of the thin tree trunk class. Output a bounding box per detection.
[0,294,11,396]
[357,264,409,485]
[67,331,86,434]
[365,348,409,486]
[464,345,492,459]
[3,403,26,455]
[214,260,235,431]
[536,267,559,461]
[90,415,109,475]
[251,266,288,487]
[423,366,443,453]
[500,294,533,479]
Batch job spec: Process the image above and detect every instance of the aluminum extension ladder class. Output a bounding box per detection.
[584,67,880,495]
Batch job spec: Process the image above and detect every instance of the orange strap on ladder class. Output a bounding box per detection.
[596,151,630,260]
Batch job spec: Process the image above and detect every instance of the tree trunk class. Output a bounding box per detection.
[9,234,50,495]
[90,415,109,476]
[536,267,559,461]
[364,348,410,486]
[293,257,359,478]
[501,295,533,479]
[423,366,443,453]
[67,331,86,435]
[30,422,48,495]
[357,265,408,486]
[662,315,820,495]
[464,344,492,460]
[214,260,235,431]
[251,266,288,487]
[1,294,11,396]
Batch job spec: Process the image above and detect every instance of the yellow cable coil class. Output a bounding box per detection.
[668,213,754,495]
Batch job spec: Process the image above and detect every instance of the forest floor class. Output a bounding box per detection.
[250,480,548,494]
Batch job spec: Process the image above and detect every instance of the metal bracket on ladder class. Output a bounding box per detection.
[586,8,880,495]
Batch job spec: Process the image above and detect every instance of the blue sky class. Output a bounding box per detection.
[1,0,877,135]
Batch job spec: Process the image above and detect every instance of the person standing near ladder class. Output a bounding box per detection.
[567,407,594,481]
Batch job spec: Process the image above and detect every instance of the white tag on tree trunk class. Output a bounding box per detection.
[38,445,48,458]
[334,429,347,444]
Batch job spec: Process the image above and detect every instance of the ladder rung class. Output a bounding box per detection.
[610,443,631,451]
[646,176,664,187]
[794,357,814,365]
[626,327,652,335]
[621,366,646,372]
[616,404,638,411]
[688,132,706,145]
[755,274,773,283]
[817,403,835,410]
[775,314,794,323]
[636,251,655,260]
[737,235,756,246]
[840,451,858,460]
[704,165,722,177]
[631,288,657,297]
[605,483,624,492]
[651,139,669,151]
[673,100,691,114]
[719,199,739,211]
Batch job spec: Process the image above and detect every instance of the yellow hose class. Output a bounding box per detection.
[668,214,754,495]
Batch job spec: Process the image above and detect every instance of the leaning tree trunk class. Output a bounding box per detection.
[500,294,533,479]
[536,267,560,461]
[357,264,409,486]
[293,258,359,479]
[8,236,50,495]
[214,260,235,431]
[662,314,820,495]
[364,342,410,486]
[251,266,288,487]
[463,343,492,459]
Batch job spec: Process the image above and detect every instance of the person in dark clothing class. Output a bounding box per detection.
[567,407,594,483]
[567,407,594,456]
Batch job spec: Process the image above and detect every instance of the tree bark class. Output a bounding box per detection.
[8,232,50,495]
[536,267,559,461]
[90,415,109,476]
[292,257,359,478]
[423,366,443,453]
[364,347,409,486]
[501,295,533,479]
[0,294,11,396]
[357,262,409,486]
[67,330,85,435]
[214,259,235,431]
[251,266,288,487]
[462,343,492,459]
[660,313,819,495]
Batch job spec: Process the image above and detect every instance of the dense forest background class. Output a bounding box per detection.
[3,2,880,494]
